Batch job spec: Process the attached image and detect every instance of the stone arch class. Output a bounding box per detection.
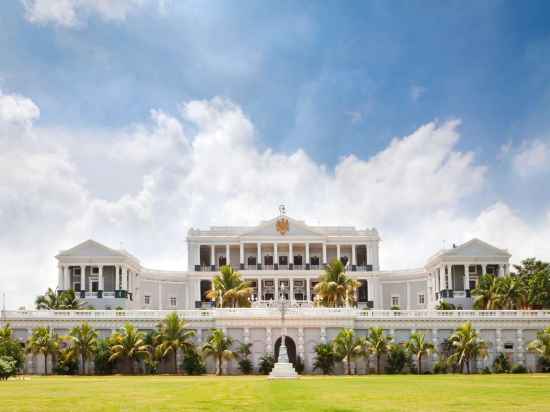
[274,336,297,364]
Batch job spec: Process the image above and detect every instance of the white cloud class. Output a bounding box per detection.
[22,0,148,27]
[1,91,549,309]
[0,90,40,127]
[513,139,550,177]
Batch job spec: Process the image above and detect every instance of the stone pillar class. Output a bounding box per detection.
[516,329,524,365]
[306,278,311,302]
[239,242,244,266]
[122,265,128,290]
[290,278,294,302]
[289,243,293,265]
[158,283,163,310]
[275,278,279,300]
[352,244,357,266]
[298,328,305,363]
[432,329,439,361]
[336,244,341,261]
[58,265,64,290]
[80,265,86,292]
[258,278,262,301]
[322,243,327,265]
[482,264,486,276]
[305,242,310,266]
[98,265,104,291]
[449,265,454,290]
[64,266,71,290]
[257,243,262,266]
[496,329,503,353]
[226,244,231,266]
[210,245,215,267]
[498,264,503,277]
[406,282,411,310]
[266,328,272,353]
[274,242,278,265]
[464,264,470,291]
[195,243,201,268]
[320,327,326,344]
[244,328,250,344]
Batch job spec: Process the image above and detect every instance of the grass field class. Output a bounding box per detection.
[1,374,550,411]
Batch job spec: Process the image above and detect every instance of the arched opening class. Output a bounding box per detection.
[274,336,297,365]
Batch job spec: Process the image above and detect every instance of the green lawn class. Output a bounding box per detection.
[1,374,549,412]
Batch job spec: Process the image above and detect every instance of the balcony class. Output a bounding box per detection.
[77,291,129,299]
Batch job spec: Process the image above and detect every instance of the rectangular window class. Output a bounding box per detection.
[170,297,177,307]
[418,294,425,305]
[391,296,400,306]
[144,295,150,305]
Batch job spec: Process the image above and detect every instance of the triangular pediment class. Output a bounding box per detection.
[57,239,126,258]
[241,216,324,238]
[443,239,511,258]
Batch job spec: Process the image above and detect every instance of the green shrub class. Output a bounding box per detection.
[312,343,336,375]
[258,354,275,375]
[0,325,25,372]
[492,353,511,374]
[0,356,17,380]
[480,366,492,374]
[94,338,114,375]
[386,344,412,374]
[181,349,206,375]
[511,364,528,374]
[293,356,305,374]
[432,358,449,374]
[54,349,79,375]
[238,358,253,375]
[538,357,550,373]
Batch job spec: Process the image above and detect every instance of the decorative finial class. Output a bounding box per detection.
[279,204,286,217]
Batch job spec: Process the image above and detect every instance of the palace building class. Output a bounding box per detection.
[3,209,548,375]
[53,211,511,312]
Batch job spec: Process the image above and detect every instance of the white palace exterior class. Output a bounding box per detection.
[2,211,550,374]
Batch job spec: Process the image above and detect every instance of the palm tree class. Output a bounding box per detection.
[472,274,502,310]
[364,327,392,374]
[498,275,527,309]
[527,326,550,365]
[155,312,196,373]
[314,259,360,307]
[109,323,150,374]
[333,329,362,375]
[67,322,98,374]
[35,288,61,310]
[313,343,336,375]
[435,301,456,310]
[26,327,59,375]
[448,322,488,374]
[60,290,86,310]
[406,332,435,374]
[202,329,234,375]
[207,265,253,308]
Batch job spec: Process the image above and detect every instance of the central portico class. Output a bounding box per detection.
[186,212,380,308]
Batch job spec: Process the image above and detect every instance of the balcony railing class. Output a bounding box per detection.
[3,309,550,322]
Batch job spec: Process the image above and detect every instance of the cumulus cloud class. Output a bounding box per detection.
[512,139,550,177]
[1,91,549,309]
[22,0,148,27]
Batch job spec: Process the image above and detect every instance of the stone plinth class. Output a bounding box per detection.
[268,362,298,379]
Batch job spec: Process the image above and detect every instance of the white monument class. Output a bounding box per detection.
[269,284,298,379]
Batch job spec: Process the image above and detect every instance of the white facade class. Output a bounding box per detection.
[53,215,512,311]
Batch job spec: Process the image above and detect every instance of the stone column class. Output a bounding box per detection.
[464,264,470,291]
[322,243,327,265]
[406,282,411,310]
[122,265,128,290]
[98,265,104,291]
[289,242,293,265]
[290,278,294,302]
[239,242,244,266]
[336,244,341,261]
[516,329,524,365]
[274,242,278,265]
[244,328,250,344]
[266,328,272,353]
[158,283,163,310]
[482,264,486,276]
[496,329,503,353]
[195,243,201,268]
[210,245,216,268]
[58,265,64,290]
[64,266,71,290]
[226,244,231,266]
[298,328,305,364]
[258,278,262,301]
[439,266,445,292]
[305,242,310,266]
[320,327,327,344]
[432,329,439,361]
[275,278,279,300]
[449,265,454,290]
[257,243,262,266]
[352,244,357,266]
[80,265,86,292]
[306,278,311,302]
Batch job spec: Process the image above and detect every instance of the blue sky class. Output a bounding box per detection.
[1,1,550,307]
